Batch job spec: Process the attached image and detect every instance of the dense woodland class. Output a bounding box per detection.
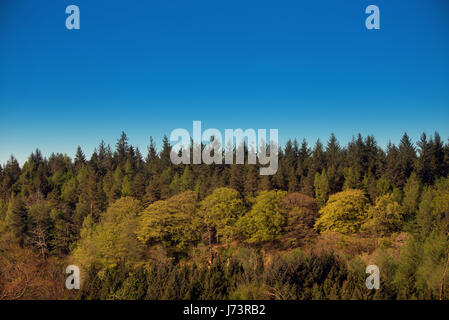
[1,131,449,300]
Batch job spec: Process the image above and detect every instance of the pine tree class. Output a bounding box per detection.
[180,165,194,192]
[403,172,421,216]
[343,167,358,190]
[443,138,449,176]
[326,134,343,193]
[74,146,86,171]
[146,137,158,169]
[6,194,28,246]
[143,177,161,205]
[0,156,21,200]
[385,142,402,186]
[416,133,435,185]
[287,167,299,192]
[326,133,341,168]
[160,135,172,170]
[284,140,297,169]
[132,171,146,199]
[244,165,259,196]
[259,175,271,191]
[121,175,133,197]
[229,165,244,194]
[433,132,446,178]
[398,133,416,186]
[310,139,326,175]
[169,173,181,195]
[297,139,311,179]
[314,169,330,207]
[116,131,129,166]
[346,134,366,184]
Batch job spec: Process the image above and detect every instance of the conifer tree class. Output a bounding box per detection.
[0,156,20,200]
[314,169,330,207]
[416,133,436,185]
[160,135,172,170]
[116,131,129,166]
[74,146,86,171]
[180,165,194,192]
[244,165,259,196]
[287,167,299,192]
[6,194,28,245]
[229,165,244,194]
[403,172,421,216]
[398,133,416,185]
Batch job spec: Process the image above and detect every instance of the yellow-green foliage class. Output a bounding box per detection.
[314,189,369,234]
[417,177,449,236]
[73,197,143,269]
[137,191,201,248]
[362,193,405,236]
[431,178,449,220]
[199,187,246,243]
[416,231,449,299]
[237,190,287,244]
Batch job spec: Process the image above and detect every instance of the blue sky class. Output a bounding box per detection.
[1,0,448,164]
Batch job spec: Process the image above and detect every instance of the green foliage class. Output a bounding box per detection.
[415,231,449,299]
[376,176,393,197]
[180,166,194,192]
[314,189,369,234]
[417,177,449,238]
[199,187,246,243]
[394,235,423,299]
[343,167,358,190]
[402,172,421,215]
[137,191,201,249]
[264,250,349,300]
[237,190,287,244]
[362,193,405,236]
[314,169,330,207]
[5,194,28,245]
[73,197,143,269]
[121,176,132,197]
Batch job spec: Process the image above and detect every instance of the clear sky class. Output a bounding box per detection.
[1,0,448,165]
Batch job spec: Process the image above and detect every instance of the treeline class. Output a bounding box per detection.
[0,131,449,300]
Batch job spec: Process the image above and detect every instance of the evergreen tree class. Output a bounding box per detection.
[180,165,194,192]
[0,156,21,200]
[402,172,421,217]
[116,131,129,165]
[416,133,436,185]
[398,133,416,186]
[74,146,86,171]
[5,194,28,245]
[314,169,330,207]
[385,142,402,186]
[244,165,259,196]
[160,135,172,170]
[229,165,244,194]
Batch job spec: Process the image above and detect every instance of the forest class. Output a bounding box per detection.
[0,131,448,300]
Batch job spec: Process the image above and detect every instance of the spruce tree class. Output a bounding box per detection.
[398,133,416,185]
[74,146,86,171]
[416,133,435,185]
[244,165,259,196]
[6,194,28,246]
